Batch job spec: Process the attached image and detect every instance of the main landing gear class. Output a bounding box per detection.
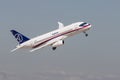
[83,32,88,37]
[52,47,57,50]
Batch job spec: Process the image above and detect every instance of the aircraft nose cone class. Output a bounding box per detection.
[88,24,92,28]
[87,24,91,30]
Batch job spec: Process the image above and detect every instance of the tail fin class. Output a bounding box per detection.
[10,30,30,44]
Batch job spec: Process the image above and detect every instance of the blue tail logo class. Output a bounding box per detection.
[10,30,30,44]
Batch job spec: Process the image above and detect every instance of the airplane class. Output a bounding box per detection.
[10,21,91,52]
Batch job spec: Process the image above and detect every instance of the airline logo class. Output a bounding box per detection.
[15,33,23,43]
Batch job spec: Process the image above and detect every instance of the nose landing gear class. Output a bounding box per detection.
[83,32,88,37]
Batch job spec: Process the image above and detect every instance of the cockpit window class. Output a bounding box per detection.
[79,22,87,26]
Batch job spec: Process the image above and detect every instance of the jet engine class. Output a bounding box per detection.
[52,40,64,47]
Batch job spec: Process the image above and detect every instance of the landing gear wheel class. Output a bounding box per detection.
[83,32,88,37]
[52,47,57,50]
[85,33,88,37]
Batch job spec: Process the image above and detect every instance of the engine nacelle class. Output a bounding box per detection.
[52,40,64,47]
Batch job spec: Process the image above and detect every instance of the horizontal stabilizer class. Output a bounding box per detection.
[11,48,19,52]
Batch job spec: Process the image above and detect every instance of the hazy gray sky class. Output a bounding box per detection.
[0,0,120,80]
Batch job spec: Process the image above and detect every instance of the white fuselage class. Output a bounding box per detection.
[16,22,91,51]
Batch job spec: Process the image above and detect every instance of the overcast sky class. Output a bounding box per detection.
[0,0,120,80]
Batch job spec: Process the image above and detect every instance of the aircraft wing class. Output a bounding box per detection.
[30,43,49,52]
[30,35,67,52]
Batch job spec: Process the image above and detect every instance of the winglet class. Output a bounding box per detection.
[58,22,64,29]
